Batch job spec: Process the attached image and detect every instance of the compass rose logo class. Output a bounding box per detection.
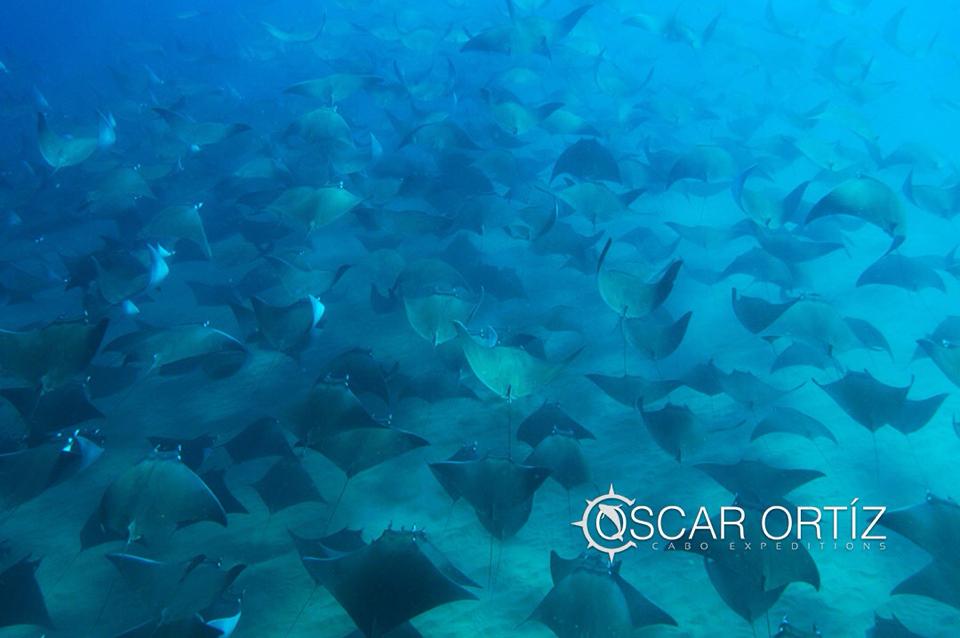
[572,484,637,562]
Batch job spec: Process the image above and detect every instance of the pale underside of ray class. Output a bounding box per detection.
[37,113,98,169]
[455,322,579,399]
[100,457,226,543]
[404,293,476,346]
[597,260,681,319]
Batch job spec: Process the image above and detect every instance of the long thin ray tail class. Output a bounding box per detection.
[284,584,318,638]
[619,311,628,376]
[93,573,118,627]
[441,499,457,536]
[48,547,84,592]
[323,476,350,534]
[505,388,513,460]
[487,530,495,591]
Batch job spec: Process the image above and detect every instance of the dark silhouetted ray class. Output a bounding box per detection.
[290,526,367,561]
[814,370,944,433]
[879,494,960,610]
[222,417,294,463]
[751,407,837,443]
[551,139,621,183]
[771,341,835,372]
[430,443,480,501]
[287,380,428,477]
[682,504,820,623]
[857,253,945,292]
[0,430,104,509]
[252,457,325,514]
[623,310,692,360]
[639,402,703,462]
[251,295,323,355]
[815,370,907,432]
[586,373,681,408]
[523,431,590,490]
[0,318,108,389]
[531,552,675,637]
[369,283,400,315]
[516,402,593,448]
[0,557,53,629]
[429,456,549,539]
[678,360,727,396]
[440,234,527,301]
[301,528,478,637]
[731,288,798,334]
[320,348,393,407]
[720,368,802,407]
[695,459,825,505]
[895,393,948,434]
[0,382,103,442]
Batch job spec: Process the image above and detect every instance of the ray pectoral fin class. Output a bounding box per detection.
[0,557,54,629]
[532,553,676,634]
[596,236,612,273]
[617,576,677,627]
[97,456,228,546]
[892,562,960,610]
[252,457,325,514]
[884,232,906,256]
[917,338,960,387]
[299,528,477,636]
[37,112,62,168]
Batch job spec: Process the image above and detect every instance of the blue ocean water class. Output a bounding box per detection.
[0,1,958,637]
